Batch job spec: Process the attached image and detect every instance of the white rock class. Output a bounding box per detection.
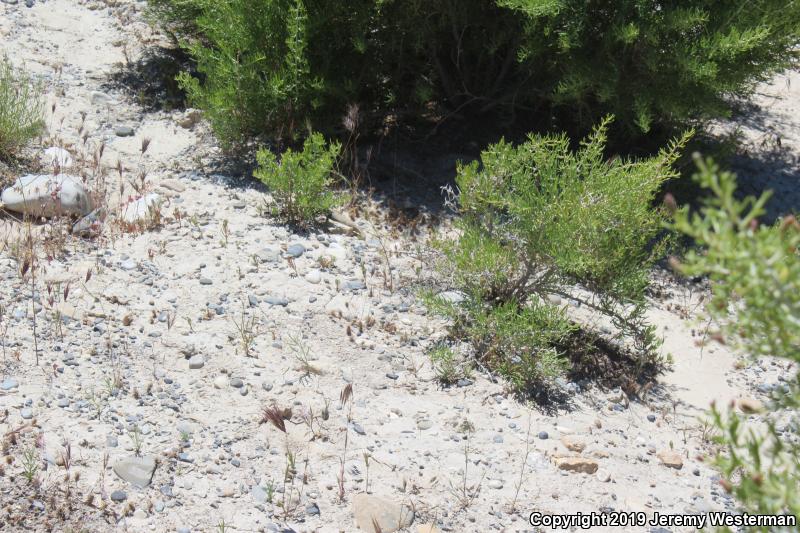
[1,174,92,217]
[43,147,73,168]
[121,193,163,224]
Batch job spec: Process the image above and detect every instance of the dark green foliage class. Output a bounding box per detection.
[500,0,800,133]
[149,0,799,145]
[426,119,689,391]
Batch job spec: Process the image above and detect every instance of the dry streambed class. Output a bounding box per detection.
[0,1,796,532]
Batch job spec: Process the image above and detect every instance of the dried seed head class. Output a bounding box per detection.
[260,406,287,433]
[340,383,353,406]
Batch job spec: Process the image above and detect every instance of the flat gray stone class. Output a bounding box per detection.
[1,378,18,391]
[1,174,92,217]
[286,243,305,257]
[112,455,156,489]
[188,355,205,369]
[265,295,289,306]
[115,125,135,137]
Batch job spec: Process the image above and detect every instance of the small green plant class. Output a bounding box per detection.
[0,57,44,160]
[129,425,144,457]
[428,344,470,385]
[254,133,343,226]
[230,300,258,357]
[21,446,39,484]
[427,118,689,393]
[265,479,275,503]
[671,156,800,529]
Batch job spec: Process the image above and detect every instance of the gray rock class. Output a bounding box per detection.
[188,355,205,369]
[286,244,305,257]
[106,435,119,448]
[256,248,281,263]
[538,431,549,440]
[110,490,127,502]
[265,295,289,306]
[20,408,33,419]
[305,502,320,516]
[352,494,414,533]
[1,378,18,391]
[1,174,92,217]
[115,125,135,137]
[199,278,213,286]
[112,455,157,489]
[342,279,366,292]
[248,294,259,307]
[90,91,113,105]
[351,422,366,435]
[304,270,322,284]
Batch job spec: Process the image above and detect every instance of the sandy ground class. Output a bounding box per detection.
[0,1,796,532]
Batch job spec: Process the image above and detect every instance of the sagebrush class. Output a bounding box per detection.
[254,132,343,226]
[150,0,800,144]
[0,57,44,159]
[426,118,689,392]
[671,156,800,529]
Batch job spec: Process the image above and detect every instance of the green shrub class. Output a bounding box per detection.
[151,0,799,144]
[426,118,689,391]
[254,132,343,226]
[0,57,44,160]
[671,156,799,528]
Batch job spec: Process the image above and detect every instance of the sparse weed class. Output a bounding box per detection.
[0,56,44,159]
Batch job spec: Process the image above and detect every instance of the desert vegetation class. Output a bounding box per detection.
[0,0,798,531]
